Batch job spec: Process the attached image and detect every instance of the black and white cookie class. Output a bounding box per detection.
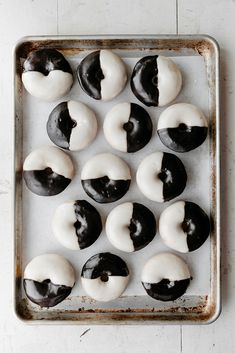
[106,202,156,252]
[23,254,75,307]
[131,55,182,107]
[22,49,73,101]
[23,146,74,196]
[136,151,187,202]
[47,100,97,151]
[159,201,210,253]
[77,49,127,101]
[81,252,130,301]
[141,252,191,301]
[157,103,208,152]
[81,153,131,203]
[52,200,102,250]
[103,102,153,153]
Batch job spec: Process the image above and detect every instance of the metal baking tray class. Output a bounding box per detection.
[13,35,220,324]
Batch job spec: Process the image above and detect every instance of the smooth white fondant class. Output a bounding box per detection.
[23,146,74,179]
[24,254,75,287]
[22,70,73,101]
[106,202,135,252]
[81,153,131,181]
[157,56,182,107]
[141,252,190,284]
[159,201,189,253]
[103,102,130,152]
[100,50,127,101]
[157,103,208,130]
[136,152,164,202]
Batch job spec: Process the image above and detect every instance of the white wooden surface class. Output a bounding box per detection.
[0,0,233,352]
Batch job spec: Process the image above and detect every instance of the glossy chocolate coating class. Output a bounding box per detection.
[73,200,102,249]
[130,203,156,251]
[183,201,210,252]
[130,55,159,107]
[23,169,71,196]
[158,126,208,153]
[142,278,190,301]
[23,278,72,307]
[81,252,129,279]
[82,176,131,203]
[23,48,72,75]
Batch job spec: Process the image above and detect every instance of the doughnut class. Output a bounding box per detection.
[77,49,127,101]
[106,202,156,252]
[141,252,191,301]
[81,153,131,203]
[22,49,73,101]
[136,151,187,202]
[103,102,153,153]
[23,146,74,196]
[23,254,75,307]
[47,100,97,151]
[159,201,210,253]
[131,55,182,107]
[52,200,102,250]
[157,103,208,152]
[81,252,129,301]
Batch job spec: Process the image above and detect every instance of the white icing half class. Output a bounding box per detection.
[157,103,208,130]
[157,56,182,107]
[100,50,127,101]
[159,201,189,253]
[67,101,97,151]
[52,201,80,250]
[81,153,131,181]
[23,146,74,179]
[81,275,129,302]
[136,152,164,202]
[103,102,130,152]
[106,202,135,252]
[141,252,190,284]
[22,70,73,101]
[24,254,75,287]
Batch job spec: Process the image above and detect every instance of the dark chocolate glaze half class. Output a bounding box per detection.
[142,278,190,301]
[23,279,72,307]
[130,55,159,107]
[77,50,103,100]
[129,203,156,251]
[183,201,210,252]
[82,176,131,203]
[158,126,208,153]
[47,102,76,150]
[23,49,72,76]
[124,103,153,153]
[73,200,102,249]
[23,169,71,196]
[159,153,187,202]
[81,252,129,279]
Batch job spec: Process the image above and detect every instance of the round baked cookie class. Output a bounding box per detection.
[23,146,74,196]
[131,55,182,107]
[47,100,97,151]
[22,49,73,101]
[136,151,187,202]
[103,102,153,153]
[106,202,156,252]
[52,200,102,250]
[141,252,191,301]
[77,49,127,101]
[81,252,130,301]
[157,103,208,152]
[159,201,210,253]
[81,153,131,203]
[23,254,75,307]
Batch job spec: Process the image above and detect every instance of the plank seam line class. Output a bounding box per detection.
[176,0,179,34]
